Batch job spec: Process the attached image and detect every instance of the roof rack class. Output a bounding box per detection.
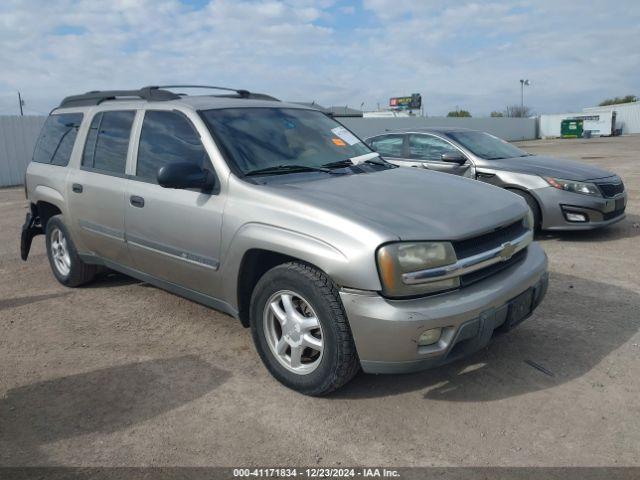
[156,85,280,102]
[58,85,279,108]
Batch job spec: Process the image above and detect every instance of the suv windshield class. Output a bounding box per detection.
[446,131,529,160]
[201,108,372,175]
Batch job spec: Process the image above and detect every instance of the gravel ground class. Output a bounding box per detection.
[0,135,638,467]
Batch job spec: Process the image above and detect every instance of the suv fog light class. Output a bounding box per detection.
[418,328,442,346]
[565,212,587,222]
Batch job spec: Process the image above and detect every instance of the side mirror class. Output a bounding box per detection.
[441,152,467,165]
[157,162,215,190]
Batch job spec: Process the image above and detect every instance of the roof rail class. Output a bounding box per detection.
[156,85,280,101]
[58,85,280,108]
[58,87,180,108]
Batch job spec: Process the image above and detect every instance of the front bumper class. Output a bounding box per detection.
[534,186,627,231]
[340,242,548,374]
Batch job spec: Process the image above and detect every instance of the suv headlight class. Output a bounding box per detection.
[376,242,458,297]
[544,177,601,196]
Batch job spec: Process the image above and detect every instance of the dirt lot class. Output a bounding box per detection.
[1,135,639,468]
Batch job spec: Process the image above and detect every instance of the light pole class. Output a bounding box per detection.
[520,79,530,114]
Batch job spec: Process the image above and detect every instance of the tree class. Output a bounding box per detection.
[490,111,504,117]
[504,105,533,118]
[598,95,637,106]
[447,109,471,117]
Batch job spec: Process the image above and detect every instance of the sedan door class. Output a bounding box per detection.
[367,134,416,165]
[407,133,474,177]
[124,109,224,297]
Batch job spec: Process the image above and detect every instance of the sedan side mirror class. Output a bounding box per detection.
[441,152,467,165]
[157,162,215,190]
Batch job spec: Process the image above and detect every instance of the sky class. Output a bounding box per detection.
[0,0,638,117]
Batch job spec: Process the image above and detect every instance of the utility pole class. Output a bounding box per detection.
[519,79,530,114]
[17,91,24,116]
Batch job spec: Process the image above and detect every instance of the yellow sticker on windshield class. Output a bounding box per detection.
[332,138,346,146]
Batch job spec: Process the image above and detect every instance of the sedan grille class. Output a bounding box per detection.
[597,180,625,198]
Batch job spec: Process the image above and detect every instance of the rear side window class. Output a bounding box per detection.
[409,134,459,161]
[82,111,135,175]
[369,134,404,158]
[136,110,209,182]
[33,113,83,166]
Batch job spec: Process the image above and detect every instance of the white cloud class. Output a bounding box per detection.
[0,0,638,116]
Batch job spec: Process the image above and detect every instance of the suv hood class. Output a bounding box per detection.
[268,168,528,241]
[487,155,614,181]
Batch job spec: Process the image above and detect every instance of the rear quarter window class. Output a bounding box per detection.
[33,113,84,166]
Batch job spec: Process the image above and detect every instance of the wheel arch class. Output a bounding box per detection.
[236,249,306,327]
[505,186,543,227]
[34,200,63,231]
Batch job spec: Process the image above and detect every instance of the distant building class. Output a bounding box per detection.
[327,106,363,117]
[363,110,415,118]
[539,99,640,138]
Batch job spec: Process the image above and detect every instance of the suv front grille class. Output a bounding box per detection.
[597,180,624,198]
[452,219,529,288]
[460,249,526,287]
[452,220,527,259]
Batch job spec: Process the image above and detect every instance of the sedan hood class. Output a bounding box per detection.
[267,168,528,241]
[487,155,614,181]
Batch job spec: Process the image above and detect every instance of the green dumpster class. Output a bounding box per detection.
[561,119,583,138]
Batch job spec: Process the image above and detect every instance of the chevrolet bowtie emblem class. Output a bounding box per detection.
[499,241,517,261]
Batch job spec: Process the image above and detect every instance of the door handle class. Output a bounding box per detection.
[72,183,83,193]
[130,195,145,208]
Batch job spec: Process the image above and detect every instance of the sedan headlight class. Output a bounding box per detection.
[377,242,458,297]
[544,177,601,196]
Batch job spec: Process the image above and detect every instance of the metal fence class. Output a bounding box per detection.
[340,116,538,142]
[0,114,538,187]
[0,115,46,187]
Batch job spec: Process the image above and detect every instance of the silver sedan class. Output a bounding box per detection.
[366,128,627,230]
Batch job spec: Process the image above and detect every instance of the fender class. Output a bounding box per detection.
[220,222,382,309]
[32,185,68,216]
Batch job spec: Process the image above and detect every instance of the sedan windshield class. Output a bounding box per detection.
[446,131,529,160]
[201,108,373,175]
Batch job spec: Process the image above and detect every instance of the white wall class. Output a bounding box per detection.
[538,112,583,138]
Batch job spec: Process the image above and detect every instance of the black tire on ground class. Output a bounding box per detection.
[45,215,98,287]
[250,262,360,396]
[508,189,542,230]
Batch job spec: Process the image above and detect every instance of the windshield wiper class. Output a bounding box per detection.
[244,164,333,176]
[363,157,389,166]
[321,159,354,169]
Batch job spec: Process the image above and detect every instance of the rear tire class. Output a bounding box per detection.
[45,215,98,287]
[509,189,542,230]
[250,262,360,396]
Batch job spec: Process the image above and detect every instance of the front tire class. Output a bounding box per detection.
[250,262,360,396]
[45,215,98,287]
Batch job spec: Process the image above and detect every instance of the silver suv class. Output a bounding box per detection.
[21,85,548,395]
